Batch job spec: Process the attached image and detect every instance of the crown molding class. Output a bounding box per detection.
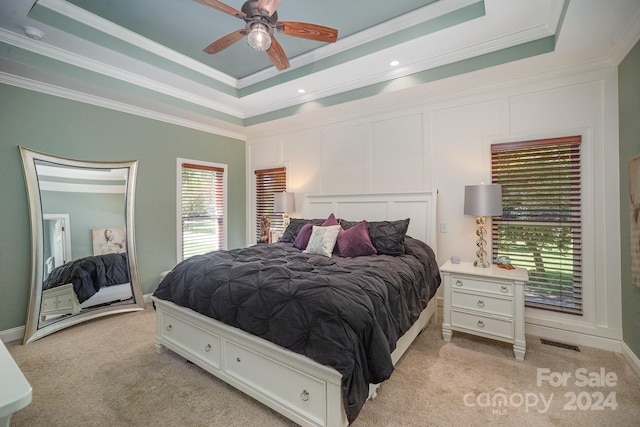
[0,28,245,119]
[0,70,247,141]
[37,0,237,87]
[237,0,485,87]
[609,11,640,65]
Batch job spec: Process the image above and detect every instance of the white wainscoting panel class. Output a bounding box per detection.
[320,125,369,194]
[371,114,424,193]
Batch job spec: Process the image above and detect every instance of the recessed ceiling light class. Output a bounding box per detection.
[297,89,306,94]
[390,60,400,67]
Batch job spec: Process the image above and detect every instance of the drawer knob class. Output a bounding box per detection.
[477,300,484,307]
[455,279,463,286]
[236,357,241,363]
[300,390,310,402]
[477,320,485,328]
[205,344,212,352]
[501,286,508,293]
[166,324,172,332]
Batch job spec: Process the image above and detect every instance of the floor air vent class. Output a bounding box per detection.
[540,338,580,352]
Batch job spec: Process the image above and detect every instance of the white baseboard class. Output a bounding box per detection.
[525,323,622,353]
[1,294,154,344]
[0,326,25,344]
[621,341,640,377]
[143,292,153,305]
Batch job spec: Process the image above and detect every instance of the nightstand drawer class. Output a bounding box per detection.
[451,310,514,340]
[451,276,513,296]
[451,292,513,317]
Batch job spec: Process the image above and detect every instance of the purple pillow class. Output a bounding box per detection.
[323,213,339,226]
[293,223,314,250]
[294,214,340,250]
[337,221,377,258]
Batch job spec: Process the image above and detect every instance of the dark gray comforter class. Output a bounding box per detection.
[153,237,440,423]
[43,253,130,303]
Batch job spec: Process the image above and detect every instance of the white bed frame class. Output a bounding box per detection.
[40,283,133,321]
[153,192,438,427]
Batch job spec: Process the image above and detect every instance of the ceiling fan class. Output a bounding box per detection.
[194,0,338,71]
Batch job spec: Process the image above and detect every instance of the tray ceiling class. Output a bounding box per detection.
[0,0,638,138]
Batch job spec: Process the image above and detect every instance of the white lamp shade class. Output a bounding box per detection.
[464,184,503,217]
[273,192,295,213]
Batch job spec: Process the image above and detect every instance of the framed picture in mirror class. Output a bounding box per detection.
[92,228,126,255]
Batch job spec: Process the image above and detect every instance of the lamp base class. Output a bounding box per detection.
[473,259,490,268]
[473,216,491,268]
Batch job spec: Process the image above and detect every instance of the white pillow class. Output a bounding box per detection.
[304,225,341,257]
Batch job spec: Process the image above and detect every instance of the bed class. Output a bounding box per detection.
[152,192,440,427]
[40,253,133,321]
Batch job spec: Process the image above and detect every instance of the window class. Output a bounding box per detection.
[178,159,226,261]
[491,136,582,315]
[255,167,287,241]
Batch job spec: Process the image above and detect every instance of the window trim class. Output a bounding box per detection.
[176,158,228,262]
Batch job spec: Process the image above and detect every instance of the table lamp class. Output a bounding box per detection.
[464,183,503,268]
[273,192,295,228]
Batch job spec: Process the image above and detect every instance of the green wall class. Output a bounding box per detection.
[41,191,126,259]
[619,39,640,358]
[0,83,246,331]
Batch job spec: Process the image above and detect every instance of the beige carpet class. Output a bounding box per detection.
[6,305,640,426]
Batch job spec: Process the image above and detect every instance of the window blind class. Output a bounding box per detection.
[491,136,582,315]
[181,162,225,260]
[255,167,287,241]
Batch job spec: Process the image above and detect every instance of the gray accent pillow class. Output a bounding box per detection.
[339,218,410,256]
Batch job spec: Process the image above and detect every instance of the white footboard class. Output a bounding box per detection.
[152,297,436,427]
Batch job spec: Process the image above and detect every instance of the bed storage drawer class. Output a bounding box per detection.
[160,312,221,369]
[225,341,327,425]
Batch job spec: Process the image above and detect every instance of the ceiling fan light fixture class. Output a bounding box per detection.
[247,23,271,51]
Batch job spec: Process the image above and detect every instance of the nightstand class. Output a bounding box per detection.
[440,260,529,361]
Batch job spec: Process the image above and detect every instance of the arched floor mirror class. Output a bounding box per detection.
[20,146,145,344]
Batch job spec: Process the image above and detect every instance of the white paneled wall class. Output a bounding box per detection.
[431,99,506,265]
[371,114,426,193]
[247,64,622,349]
[320,124,369,194]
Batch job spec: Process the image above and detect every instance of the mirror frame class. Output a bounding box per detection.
[20,146,145,344]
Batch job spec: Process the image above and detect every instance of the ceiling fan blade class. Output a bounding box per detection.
[266,36,290,70]
[193,0,246,19]
[277,21,338,43]
[257,0,282,17]
[203,29,246,54]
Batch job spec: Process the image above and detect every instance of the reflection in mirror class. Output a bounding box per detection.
[20,147,144,344]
